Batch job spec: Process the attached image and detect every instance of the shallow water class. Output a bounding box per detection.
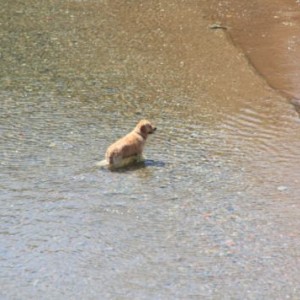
[1,1,300,299]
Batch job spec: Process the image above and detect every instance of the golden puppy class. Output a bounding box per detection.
[104,119,156,167]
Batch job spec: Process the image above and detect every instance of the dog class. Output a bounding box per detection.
[102,119,156,168]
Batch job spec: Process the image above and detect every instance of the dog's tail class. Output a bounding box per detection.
[95,159,109,168]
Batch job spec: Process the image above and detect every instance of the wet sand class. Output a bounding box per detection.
[210,0,300,101]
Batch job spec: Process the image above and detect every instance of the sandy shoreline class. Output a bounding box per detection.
[210,0,300,101]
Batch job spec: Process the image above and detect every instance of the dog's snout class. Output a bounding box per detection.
[150,127,157,134]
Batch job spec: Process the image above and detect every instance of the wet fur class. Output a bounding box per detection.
[95,155,143,169]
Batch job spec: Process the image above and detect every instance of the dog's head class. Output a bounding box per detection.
[136,119,156,138]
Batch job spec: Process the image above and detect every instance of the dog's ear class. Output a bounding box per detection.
[140,124,147,134]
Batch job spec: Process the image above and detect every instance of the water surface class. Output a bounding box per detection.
[1,0,300,299]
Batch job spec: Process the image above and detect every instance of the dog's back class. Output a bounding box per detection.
[105,131,144,164]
